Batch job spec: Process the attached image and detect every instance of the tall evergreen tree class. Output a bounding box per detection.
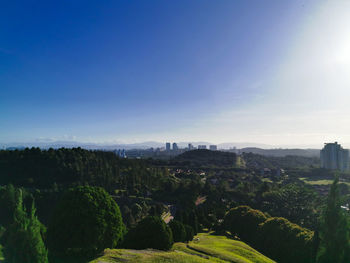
[3,189,48,263]
[318,176,349,263]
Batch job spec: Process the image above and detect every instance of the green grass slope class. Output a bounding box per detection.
[90,233,275,263]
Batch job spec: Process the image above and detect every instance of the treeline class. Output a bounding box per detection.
[0,147,168,192]
[171,149,238,167]
[242,152,320,169]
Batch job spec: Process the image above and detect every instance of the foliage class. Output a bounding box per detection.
[173,149,238,167]
[260,183,320,229]
[123,216,173,250]
[175,210,199,235]
[0,148,169,193]
[169,220,186,242]
[242,152,319,170]
[47,186,124,259]
[184,224,194,242]
[318,176,350,263]
[2,189,48,263]
[0,185,18,227]
[257,217,314,263]
[224,205,268,245]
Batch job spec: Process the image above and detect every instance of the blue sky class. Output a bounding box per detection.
[2,0,350,147]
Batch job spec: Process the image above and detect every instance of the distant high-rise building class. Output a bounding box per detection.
[116,149,127,158]
[166,142,171,151]
[198,145,207,150]
[321,142,349,171]
[172,142,179,151]
[209,145,217,151]
[188,143,194,150]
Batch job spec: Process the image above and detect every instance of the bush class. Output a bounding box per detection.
[184,224,194,242]
[47,186,124,259]
[123,216,173,250]
[257,217,314,263]
[224,206,268,245]
[169,220,186,242]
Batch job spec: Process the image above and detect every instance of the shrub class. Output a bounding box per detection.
[123,216,173,250]
[169,220,186,242]
[184,224,194,242]
[47,186,124,259]
[224,205,268,245]
[257,217,314,263]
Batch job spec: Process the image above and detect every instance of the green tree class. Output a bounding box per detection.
[2,189,48,263]
[184,224,194,242]
[257,217,314,263]
[123,216,173,250]
[169,220,186,242]
[261,184,320,229]
[47,186,124,260]
[188,210,199,234]
[224,206,268,246]
[0,184,17,227]
[318,176,349,263]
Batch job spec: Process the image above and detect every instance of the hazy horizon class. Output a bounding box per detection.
[0,138,344,150]
[2,0,350,146]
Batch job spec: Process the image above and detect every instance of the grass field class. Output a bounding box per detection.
[300,177,350,186]
[300,178,333,185]
[90,233,275,263]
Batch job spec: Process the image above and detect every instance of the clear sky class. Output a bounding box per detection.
[2,0,350,147]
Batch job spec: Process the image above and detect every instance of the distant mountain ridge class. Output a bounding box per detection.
[0,141,320,157]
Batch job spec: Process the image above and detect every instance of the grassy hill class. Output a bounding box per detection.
[90,233,275,263]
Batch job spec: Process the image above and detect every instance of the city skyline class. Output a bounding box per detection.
[2,0,350,146]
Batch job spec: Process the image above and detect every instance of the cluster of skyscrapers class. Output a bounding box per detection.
[320,142,349,171]
[115,149,127,158]
[165,142,217,151]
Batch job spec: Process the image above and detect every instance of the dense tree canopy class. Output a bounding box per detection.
[173,149,238,167]
[183,224,195,242]
[224,205,268,246]
[257,217,314,263]
[260,184,320,229]
[169,220,186,242]
[0,148,168,193]
[318,177,350,263]
[123,216,173,250]
[47,186,124,259]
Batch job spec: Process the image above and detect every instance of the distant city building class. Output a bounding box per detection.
[209,145,217,151]
[321,142,349,171]
[198,145,207,150]
[116,149,127,158]
[188,143,194,150]
[166,142,171,151]
[172,142,179,151]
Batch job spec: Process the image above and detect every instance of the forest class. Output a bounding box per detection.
[0,148,349,262]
